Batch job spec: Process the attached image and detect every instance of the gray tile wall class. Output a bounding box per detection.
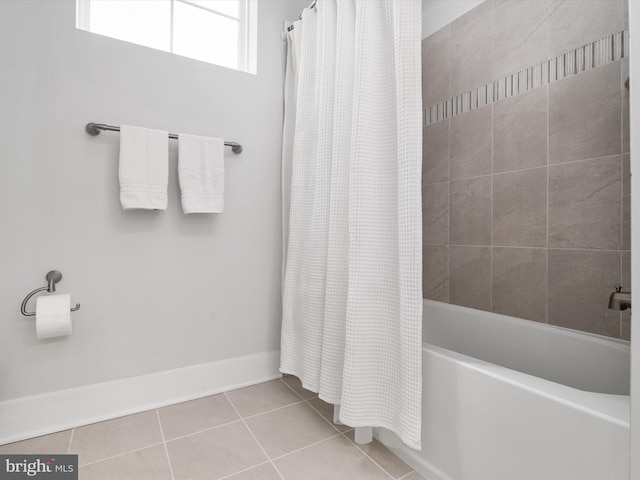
[421,0,630,339]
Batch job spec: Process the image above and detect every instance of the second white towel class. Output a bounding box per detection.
[178,134,225,214]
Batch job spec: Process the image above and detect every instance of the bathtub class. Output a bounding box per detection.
[376,300,630,480]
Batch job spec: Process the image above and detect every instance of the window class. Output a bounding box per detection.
[76,0,257,74]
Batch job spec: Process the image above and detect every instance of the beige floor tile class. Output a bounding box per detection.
[69,410,163,466]
[79,444,172,480]
[281,375,317,400]
[158,393,239,440]
[167,421,266,480]
[226,379,302,417]
[0,430,71,454]
[223,462,282,479]
[306,398,351,433]
[274,435,389,480]
[344,430,412,479]
[4,380,416,480]
[245,402,338,459]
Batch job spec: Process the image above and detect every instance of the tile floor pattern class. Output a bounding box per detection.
[0,376,426,480]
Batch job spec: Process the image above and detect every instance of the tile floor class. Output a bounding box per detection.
[0,376,426,480]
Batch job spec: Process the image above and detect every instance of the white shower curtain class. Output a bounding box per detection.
[281,0,422,449]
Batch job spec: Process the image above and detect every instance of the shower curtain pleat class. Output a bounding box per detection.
[281,7,325,391]
[318,0,354,404]
[280,0,422,449]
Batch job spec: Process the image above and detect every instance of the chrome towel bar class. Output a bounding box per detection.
[85,123,243,154]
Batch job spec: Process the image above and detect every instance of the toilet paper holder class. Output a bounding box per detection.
[20,270,81,317]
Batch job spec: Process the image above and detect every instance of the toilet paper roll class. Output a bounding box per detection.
[36,294,73,340]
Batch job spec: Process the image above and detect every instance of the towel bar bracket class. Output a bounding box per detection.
[85,122,243,154]
[85,123,104,136]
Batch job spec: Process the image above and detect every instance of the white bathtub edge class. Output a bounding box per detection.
[423,300,631,348]
[426,344,631,428]
[415,300,630,480]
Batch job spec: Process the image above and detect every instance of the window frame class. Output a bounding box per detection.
[76,0,257,74]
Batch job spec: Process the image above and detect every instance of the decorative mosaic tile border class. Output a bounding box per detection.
[424,30,628,126]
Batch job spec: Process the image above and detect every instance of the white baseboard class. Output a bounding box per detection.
[0,350,281,445]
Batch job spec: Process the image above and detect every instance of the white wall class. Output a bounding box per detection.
[422,0,485,38]
[0,0,306,402]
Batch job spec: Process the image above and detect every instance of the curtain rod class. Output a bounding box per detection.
[85,123,243,154]
[288,0,318,31]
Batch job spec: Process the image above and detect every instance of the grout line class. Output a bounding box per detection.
[619,56,625,339]
[447,33,452,305]
[547,152,625,168]
[162,397,309,445]
[442,244,627,253]
[421,178,450,187]
[489,8,494,314]
[215,461,273,480]
[448,90,452,303]
[163,419,244,442]
[544,246,628,253]
[78,442,165,468]
[155,387,311,443]
[621,45,625,160]
[620,156,624,338]
[446,119,451,255]
[397,471,418,480]
[546,0,552,325]
[491,164,549,177]
[66,429,74,455]
[224,378,351,465]
[450,244,539,250]
[433,152,624,190]
[223,392,287,480]
[303,398,346,435]
[155,409,175,480]
[269,432,343,462]
[278,377,312,401]
[339,432,395,480]
[166,418,248,442]
[448,171,496,183]
[279,377,348,435]
[438,153,623,187]
[242,399,307,420]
